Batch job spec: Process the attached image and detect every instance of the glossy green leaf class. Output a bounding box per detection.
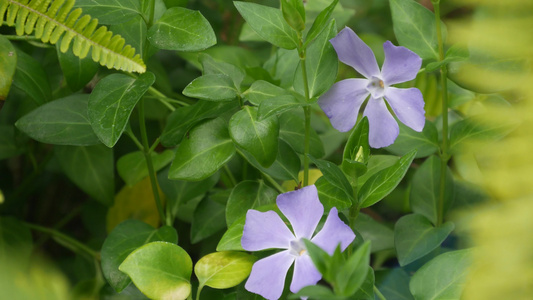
[56,42,99,92]
[0,125,24,160]
[243,80,292,106]
[390,0,444,60]
[281,0,305,32]
[337,242,371,297]
[386,121,439,158]
[111,15,148,60]
[12,49,51,106]
[240,139,300,181]
[358,150,416,208]
[55,145,114,206]
[354,213,394,253]
[342,117,370,179]
[160,100,238,147]
[119,242,192,300]
[217,215,246,251]
[394,214,454,266]
[375,268,414,300]
[117,150,174,186]
[229,106,279,168]
[169,117,235,181]
[294,19,338,99]
[75,0,142,25]
[16,95,101,146]
[304,0,339,47]
[101,220,178,292]
[234,1,299,50]
[315,177,352,211]
[279,112,325,158]
[226,180,277,227]
[195,251,255,290]
[257,95,306,120]
[0,217,33,264]
[353,267,375,300]
[88,72,155,147]
[357,155,398,187]
[296,285,344,300]
[0,35,16,100]
[190,197,226,243]
[147,7,216,51]
[410,249,472,300]
[200,54,246,89]
[410,156,454,225]
[309,155,354,204]
[183,74,237,102]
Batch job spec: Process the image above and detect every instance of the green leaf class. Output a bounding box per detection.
[258,95,306,120]
[309,155,354,204]
[449,117,515,153]
[226,180,277,227]
[195,252,255,289]
[229,106,279,168]
[353,267,375,300]
[342,117,370,179]
[315,176,352,211]
[304,0,339,47]
[190,197,226,243]
[119,242,192,300]
[239,139,300,181]
[0,125,24,160]
[410,249,472,300]
[0,217,33,264]
[390,0,444,60]
[0,35,16,100]
[74,0,142,25]
[111,15,149,60]
[117,150,174,186]
[217,215,246,251]
[337,242,371,297]
[160,100,239,147]
[147,7,216,51]
[15,95,101,146]
[279,112,325,158]
[410,156,454,225]
[169,117,235,181]
[294,19,338,98]
[386,121,439,158]
[394,214,454,266]
[281,0,305,32]
[354,213,394,253]
[56,41,99,92]
[12,49,52,106]
[425,45,469,72]
[295,285,344,300]
[375,268,414,300]
[55,145,114,206]
[101,220,178,292]
[88,72,155,147]
[243,80,292,106]
[234,2,299,50]
[200,54,246,89]
[183,74,238,102]
[357,155,398,187]
[358,150,416,208]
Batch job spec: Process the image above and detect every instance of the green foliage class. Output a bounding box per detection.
[0,35,16,100]
[195,251,255,290]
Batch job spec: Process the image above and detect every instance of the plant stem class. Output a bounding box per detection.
[223,165,238,188]
[374,285,387,300]
[25,223,99,260]
[3,35,39,40]
[262,173,285,194]
[138,99,168,226]
[146,87,179,111]
[299,47,312,187]
[432,0,449,227]
[196,285,204,300]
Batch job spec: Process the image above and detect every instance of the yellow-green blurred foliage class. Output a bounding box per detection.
[449,0,533,298]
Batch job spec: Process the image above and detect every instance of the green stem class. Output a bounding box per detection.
[25,223,99,260]
[125,128,144,151]
[196,285,204,300]
[138,99,168,226]
[3,35,39,40]
[262,173,285,194]
[223,165,238,188]
[432,0,449,227]
[146,87,178,111]
[374,285,387,300]
[299,47,311,187]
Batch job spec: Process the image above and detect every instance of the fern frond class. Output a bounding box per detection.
[0,0,146,73]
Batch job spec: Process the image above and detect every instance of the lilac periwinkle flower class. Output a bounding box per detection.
[318,27,426,148]
[241,185,355,300]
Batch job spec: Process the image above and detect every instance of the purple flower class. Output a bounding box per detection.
[318,27,426,148]
[241,185,355,300]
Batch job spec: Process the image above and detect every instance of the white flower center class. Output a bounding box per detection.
[289,239,307,257]
[366,76,386,99]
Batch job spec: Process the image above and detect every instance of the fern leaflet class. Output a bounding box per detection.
[0,0,146,73]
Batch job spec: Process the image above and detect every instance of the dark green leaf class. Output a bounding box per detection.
[183,74,238,102]
[425,45,469,72]
[200,54,245,89]
[375,268,414,300]
[190,197,226,243]
[449,117,515,153]
[304,0,339,47]
[239,139,300,181]
[354,213,394,253]
[353,267,375,300]
[55,145,114,206]
[337,242,371,297]
[258,95,306,120]
[101,220,178,292]
[0,35,17,100]
[229,106,279,168]
[294,285,343,300]
[315,176,352,211]
[148,7,216,51]
[0,125,24,160]
[358,150,416,208]
[119,242,192,299]
[117,150,174,186]
[394,214,454,266]
[386,120,439,158]
[169,117,235,181]
[195,251,255,289]
[281,0,305,32]
[12,49,51,105]
[234,2,299,50]
[16,95,101,146]
[111,15,148,60]
[357,155,398,187]
[243,80,292,106]
[88,72,155,147]
[226,180,277,227]
[279,112,325,158]
[56,41,99,92]
[342,117,370,179]
[74,0,142,25]
[309,155,354,204]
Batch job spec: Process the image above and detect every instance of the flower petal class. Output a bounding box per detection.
[330,27,380,78]
[384,87,425,132]
[241,210,295,251]
[318,79,370,132]
[290,255,322,294]
[277,185,324,239]
[245,250,294,300]
[381,41,422,85]
[363,97,399,148]
[311,208,356,255]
